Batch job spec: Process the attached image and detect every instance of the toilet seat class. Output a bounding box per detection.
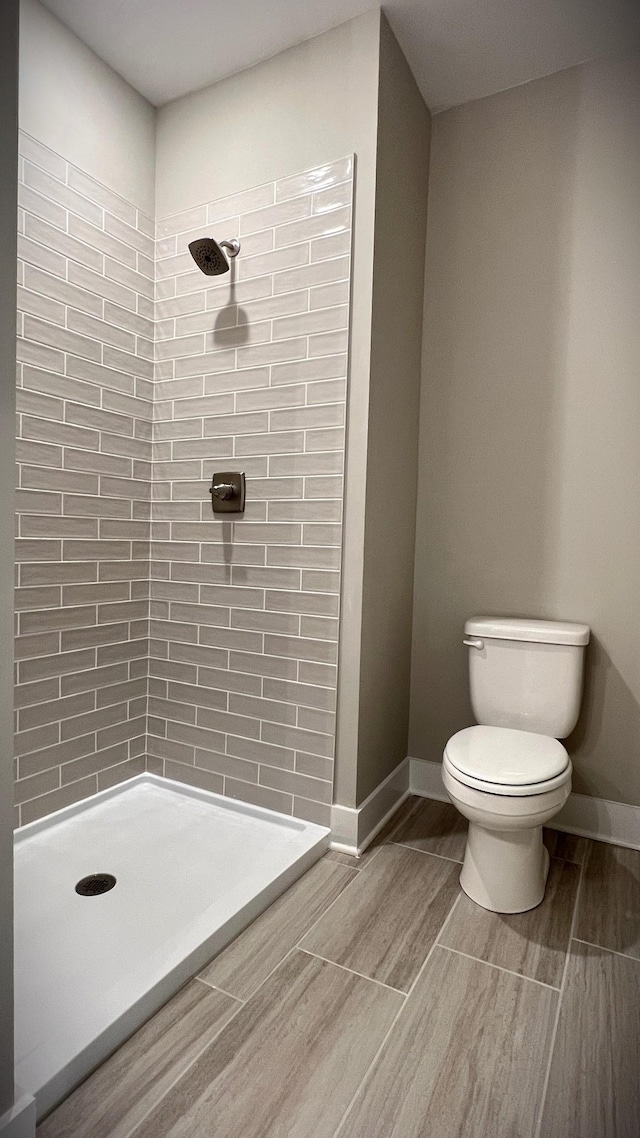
[444,725,571,797]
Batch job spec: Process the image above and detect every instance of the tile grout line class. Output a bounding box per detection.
[193,974,245,1004]
[435,944,561,991]
[532,841,589,1138]
[296,947,408,996]
[389,838,463,865]
[194,858,361,1008]
[105,987,249,1138]
[278,857,368,944]
[331,890,464,1138]
[572,936,640,962]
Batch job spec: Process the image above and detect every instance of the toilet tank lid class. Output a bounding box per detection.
[465,617,590,646]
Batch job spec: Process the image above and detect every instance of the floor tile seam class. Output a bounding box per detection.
[546,832,592,867]
[208,935,307,1009]
[581,837,595,872]
[572,936,640,963]
[290,862,368,952]
[299,840,459,959]
[357,844,385,868]
[296,947,409,996]
[193,974,246,1005]
[388,839,463,865]
[330,890,463,1138]
[115,983,248,1138]
[191,861,358,1010]
[330,842,384,870]
[434,944,561,991]
[532,843,586,1138]
[326,854,363,871]
[551,853,585,866]
[112,938,398,1138]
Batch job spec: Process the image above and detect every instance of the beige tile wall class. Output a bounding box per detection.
[15,132,153,825]
[14,142,352,829]
[148,158,353,827]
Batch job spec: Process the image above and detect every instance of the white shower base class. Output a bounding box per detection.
[14,773,329,1120]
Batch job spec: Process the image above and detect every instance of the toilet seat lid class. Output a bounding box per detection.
[445,726,569,787]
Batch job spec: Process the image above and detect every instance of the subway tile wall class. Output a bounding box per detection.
[15,132,154,825]
[14,137,353,829]
[148,157,354,827]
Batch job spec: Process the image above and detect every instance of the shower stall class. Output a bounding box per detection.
[14,114,355,1115]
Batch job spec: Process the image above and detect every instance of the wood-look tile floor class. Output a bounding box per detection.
[39,797,640,1138]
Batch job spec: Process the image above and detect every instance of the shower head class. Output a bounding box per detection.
[188,237,240,276]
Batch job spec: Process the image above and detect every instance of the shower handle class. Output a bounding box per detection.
[211,482,235,500]
[209,471,246,514]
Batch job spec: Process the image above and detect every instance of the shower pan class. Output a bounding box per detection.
[14,774,329,1119]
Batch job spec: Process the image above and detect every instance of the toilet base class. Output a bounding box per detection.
[460,822,550,913]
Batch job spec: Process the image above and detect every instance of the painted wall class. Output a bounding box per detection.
[156,11,382,811]
[411,53,640,807]
[352,16,430,804]
[0,0,18,1113]
[19,0,155,214]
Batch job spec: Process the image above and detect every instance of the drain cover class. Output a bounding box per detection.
[75,873,117,896]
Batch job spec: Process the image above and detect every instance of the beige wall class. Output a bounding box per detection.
[352,16,430,804]
[411,53,640,807]
[156,11,381,811]
[0,0,18,1114]
[19,0,155,213]
[154,11,380,219]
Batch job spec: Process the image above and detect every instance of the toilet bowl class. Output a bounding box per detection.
[442,616,588,914]
[443,726,572,912]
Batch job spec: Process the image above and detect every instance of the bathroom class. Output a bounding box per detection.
[1,0,639,1134]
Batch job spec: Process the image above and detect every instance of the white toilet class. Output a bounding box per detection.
[443,616,590,913]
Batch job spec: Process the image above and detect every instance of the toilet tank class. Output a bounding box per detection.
[465,617,590,738]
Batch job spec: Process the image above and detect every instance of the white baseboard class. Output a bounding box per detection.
[409,757,640,851]
[0,1093,36,1138]
[409,757,449,802]
[552,791,640,850]
[331,757,410,855]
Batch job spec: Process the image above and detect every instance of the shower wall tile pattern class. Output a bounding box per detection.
[148,157,353,827]
[14,132,154,826]
[13,138,352,829]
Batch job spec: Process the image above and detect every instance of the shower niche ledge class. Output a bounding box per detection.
[14,773,329,1121]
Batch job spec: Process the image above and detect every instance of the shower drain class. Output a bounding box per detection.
[75,873,117,897]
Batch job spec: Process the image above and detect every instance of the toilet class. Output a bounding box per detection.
[443,616,590,913]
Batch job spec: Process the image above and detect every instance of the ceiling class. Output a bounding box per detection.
[40,0,640,112]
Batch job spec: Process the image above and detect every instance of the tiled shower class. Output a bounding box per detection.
[15,131,353,829]
[15,133,154,826]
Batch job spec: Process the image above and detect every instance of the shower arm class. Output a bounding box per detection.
[218,239,240,258]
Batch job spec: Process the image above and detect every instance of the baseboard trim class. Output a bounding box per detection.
[409,757,640,851]
[330,757,410,855]
[0,1093,36,1138]
[551,791,640,850]
[409,757,449,803]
